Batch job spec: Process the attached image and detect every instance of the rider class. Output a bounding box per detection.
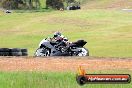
[52,32,70,51]
[52,32,68,43]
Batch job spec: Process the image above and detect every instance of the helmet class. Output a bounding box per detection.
[54,32,61,37]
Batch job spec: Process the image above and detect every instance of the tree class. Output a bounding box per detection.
[65,0,75,7]
[34,0,41,9]
[1,0,24,9]
[1,0,41,9]
[46,0,64,10]
[28,0,33,9]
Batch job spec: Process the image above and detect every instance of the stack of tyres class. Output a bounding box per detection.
[0,48,10,56]
[0,48,28,56]
[69,6,81,10]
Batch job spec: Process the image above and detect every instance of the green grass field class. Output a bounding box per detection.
[0,9,132,57]
[0,70,131,88]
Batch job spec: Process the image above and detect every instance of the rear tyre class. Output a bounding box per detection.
[77,48,89,56]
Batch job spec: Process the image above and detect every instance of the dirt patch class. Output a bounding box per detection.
[0,57,132,72]
[41,16,92,27]
[82,0,132,9]
[107,0,132,9]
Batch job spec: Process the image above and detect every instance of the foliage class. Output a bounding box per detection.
[0,0,41,9]
[0,0,76,10]
[46,0,64,10]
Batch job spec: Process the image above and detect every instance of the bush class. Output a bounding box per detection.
[46,0,64,10]
[1,0,20,9]
[1,0,40,10]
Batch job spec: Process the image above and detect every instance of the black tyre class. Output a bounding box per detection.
[76,75,87,85]
[70,6,73,10]
[0,48,9,52]
[21,48,27,52]
[21,52,28,56]
[0,52,9,56]
[0,52,2,56]
[10,48,22,56]
[0,48,10,56]
[76,6,81,9]
[10,48,21,52]
[72,6,76,10]
[21,49,28,56]
[35,48,50,56]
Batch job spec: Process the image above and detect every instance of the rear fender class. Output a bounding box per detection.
[72,40,87,47]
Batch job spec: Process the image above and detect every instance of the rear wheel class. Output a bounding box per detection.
[35,48,50,56]
[77,48,89,56]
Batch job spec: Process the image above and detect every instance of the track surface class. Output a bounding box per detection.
[0,57,132,72]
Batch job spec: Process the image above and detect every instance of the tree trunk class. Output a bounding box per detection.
[35,0,40,9]
[29,0,33,9]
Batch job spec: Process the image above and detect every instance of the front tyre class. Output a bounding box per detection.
[34,48,50,56]
[77,48,89,56]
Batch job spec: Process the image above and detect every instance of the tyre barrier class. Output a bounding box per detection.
[69,6,81,10]
[0,48,28,56]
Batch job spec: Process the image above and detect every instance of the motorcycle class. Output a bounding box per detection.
[34,38,89,56]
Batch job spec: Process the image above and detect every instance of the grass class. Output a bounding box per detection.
[0,9,132,57]
[0,70,131,88]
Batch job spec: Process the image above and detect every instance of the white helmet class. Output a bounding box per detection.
[54,32,61,37]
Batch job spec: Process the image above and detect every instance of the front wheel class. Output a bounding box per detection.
[77,48,89,56]
[34,48,50,56]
